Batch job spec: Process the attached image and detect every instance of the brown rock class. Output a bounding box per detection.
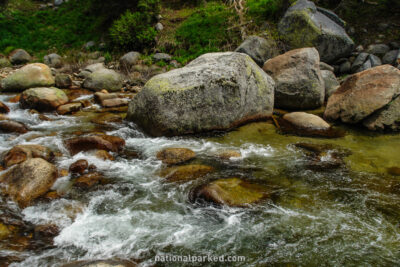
[94,92,118,104]
[0,120,28,134]
[217,150,241,160]
[0,101,10,114]
[3,144,54,168]
[91,113,123,125]
[190,178,271,207]
[57,103,82,115]
[324,65,400,123]
[69,159,88,175]
[8,94,21,103]
[65,135,125,155]
[0,114,7,120]
[159,164,214,182]
[20,87,69,111]
[0,158,58,207]
[156,148,196,165]
[388,167,400,176]
[95,150,114,161]
[73,172,103,189]
[100,135,125,152]
[101,98,129,108]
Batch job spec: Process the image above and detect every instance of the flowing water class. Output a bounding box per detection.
[1,92,400,267]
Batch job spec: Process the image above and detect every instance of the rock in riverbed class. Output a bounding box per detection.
[191,178,271,207]
[159,164,214,182]
[127,52,275,136]
[0,158,58,207]
[65,135,125,155]
[20,87,69,111]
[1,63,55,92]
[0,101,10,113]
[263,48,325,110]
[0,120,29,134]
[9,49,31,65]
[83,69,123,92]
[156,148,196,165]
[2,144,54,168]
[324,65,400,131]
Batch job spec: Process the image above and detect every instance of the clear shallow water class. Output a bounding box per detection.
[1,93,400,267]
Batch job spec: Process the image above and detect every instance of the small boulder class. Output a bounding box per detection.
[119,52,141,68]
[0,57,11,68]
[159,164,214,182]
[156,148,196,165]
[91,113,123,125]
[324,65,400,125]
[351,52,369,73]
[190,178,270,207]
[235,36,278,67]
[0,120,28,134]
[78,63,105,79]
[3,144,54,168]
[153,53,172,62]
[44,53,63,68]
[65,135,125,155]
[283,112,330,130]
[93,92,118,104]
[9,49,31,65]
[1,63,55,92]
[263,47,325,110]
[365,44,390,57]
[73,172,103,189]
[217,150,241,160]
[55,74,72,88]
[95,150,114,161]
[363,95,400,131]
[382,50,400,65]
[101,98,129,108]
[0,158,58,207]
[278,0,354,63]
[0,101,10,114]
[83,69,123,92]
[20,87,69,111]
[57,103,82,115]
[69,159,88,175]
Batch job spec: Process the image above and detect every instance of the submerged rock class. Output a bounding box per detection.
[20,87,69,111]
[263,48,325,110]
[278,0,354,63]
[190,178,271,207]
[69,159,89,175]
[57,103,82,115]
[91,113,123,125]
[324,65,400,129]
[216,150,242,160]
[0,101,10,114]
[387,167,400,176]
[156,148,196,165]
[0,63,55,92]
[0,120,29,134]
[65,135,125,155]
[73,172,103,189]
[0,158,58,207]
[235,35,278,66]
[160,164,214,182]
[127,52,275,136]
[3,144,54,168]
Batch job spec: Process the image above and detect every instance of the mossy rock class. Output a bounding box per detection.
[191,178,271,207]
[159,164,214,182]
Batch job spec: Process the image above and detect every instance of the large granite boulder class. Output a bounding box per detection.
[0,63,55,92]
[83,69,123,92]
[127,52,275,136]
[278,0,354,63]
[0,158,58,208]
[235,36,278,67]
[263,47,325,110]
[20,87,69,111]
[324,65,400,130]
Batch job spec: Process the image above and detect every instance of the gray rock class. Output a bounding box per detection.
[382,50,399,65]
[278,0,354,63]
[119,52,141,68]
[321,70,339,100]
[155,22,164,31]
[263,47,324,110]
[319,62,334,72]
[351,52,369,73]
[368,54,382,67]
[365,44,390,56]
[78,63,105,78]
[20,87,69,111]
[83,69,123,92]
[127,52,275,136]
[355,45,364,52]
[54,0,64,6]
[153,53,172,62]
[1,63,55,92]
[9,49,31,65]
[358,59,372,72]
[43,53,63,68]
[55,74,72,88]
[339,60,351,74]
[235,36,278,67]
[316,6,346,28]
[389,42,400,50]
[283,112,331,130]
[84,41,96,50]
[363,96,400,131]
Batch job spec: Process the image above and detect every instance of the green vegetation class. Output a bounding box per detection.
[174,2,240,63]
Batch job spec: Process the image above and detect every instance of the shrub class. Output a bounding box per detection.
[246,0,285,20]
[175,2,240,63]
[109,0,159,51]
